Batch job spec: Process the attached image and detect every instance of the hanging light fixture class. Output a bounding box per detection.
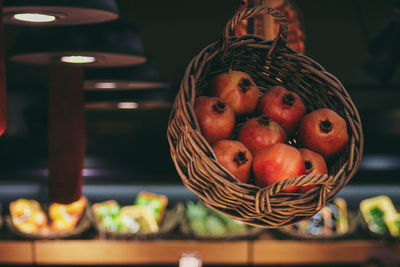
[85,86,172,111]
[9,20,146,67]
[84,60,168,90]
[84,59,172,110]
[7,20,148,204]
[85,100,171,111]
[3,0,119,25]
[1,0,119,137]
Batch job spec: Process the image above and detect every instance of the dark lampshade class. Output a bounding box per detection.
[3,0,119,25]
[85,83,172,111]
[84,60,168,90]
[85,85,172,111]
[9,20,146,67]
[84,59,172,110]
[85,100,172,111]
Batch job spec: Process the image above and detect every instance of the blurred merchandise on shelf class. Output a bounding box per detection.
[10,199,47,234]
[183,201,262,239]
[236,0,305,54]
[134,191,168,224]
[282,198,350,238]
[92,192,168,234]
[92,200,123,232]
[48,196,87,231]
[9,196,87,234]
[360,195,400,237]
[120,205,158,233]
[92,201,158,234]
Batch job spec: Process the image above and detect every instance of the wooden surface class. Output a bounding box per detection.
[252,239,400,265]
[34,240,248,265]
[0,239,399,265]
[0,241,33,264]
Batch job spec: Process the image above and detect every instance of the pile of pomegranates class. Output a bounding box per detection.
[194,70,349,193]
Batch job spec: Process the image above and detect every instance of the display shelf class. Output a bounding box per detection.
[0,241,33,264]
[34,239,249,265]
[0,238,399,265]
[252,237,400,265]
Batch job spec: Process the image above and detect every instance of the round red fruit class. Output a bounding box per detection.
[212,140,253,184]
[238,115,287,155]
[298,108,348,158]
[253,143,306,193]
[210,70,260,116]
[194,96,235,144]
[257,86,306,135]
[298,148,328,193]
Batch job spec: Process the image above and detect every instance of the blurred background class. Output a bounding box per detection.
[0,1,400,266]
[0,0,399,203]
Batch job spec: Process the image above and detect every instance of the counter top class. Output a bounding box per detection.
[0,237,399,265]
[34,239,248,265]
[0,241,33,264]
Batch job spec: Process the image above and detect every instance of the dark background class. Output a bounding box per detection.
[0,0,399,191]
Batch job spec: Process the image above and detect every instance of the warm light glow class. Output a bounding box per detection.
[360,155,400,170]
[118,102,138,109]
[95,82,117,89]
[61,56,96,64]
[84,81,167,90]
[13,13,56,23]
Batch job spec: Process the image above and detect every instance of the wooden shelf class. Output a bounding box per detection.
[252,239,400,265]
[0,241,33,264]
[0,239,399,265]
[34,240,249,265]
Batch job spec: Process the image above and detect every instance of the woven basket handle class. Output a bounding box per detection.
[220,6,288,52]
[255,174,337,214]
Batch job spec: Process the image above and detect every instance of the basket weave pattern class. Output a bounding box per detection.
[167,7,363,228]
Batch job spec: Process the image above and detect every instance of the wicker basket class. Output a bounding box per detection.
[167,6,363,228]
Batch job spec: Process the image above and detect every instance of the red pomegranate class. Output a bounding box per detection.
[212,140,253,184]
[238,115,287,155]
[210,70,260,116]
[194,96,235,144]
[298,108,348,158]
[298,148,328,193]
[253,143,306,193]
[257,86,306,135]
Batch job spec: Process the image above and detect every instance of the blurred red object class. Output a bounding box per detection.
[275,1,305,54]
[49,66,85,204]
[0,0,7,136]
[235,0,249,36]
[235,0,305,54]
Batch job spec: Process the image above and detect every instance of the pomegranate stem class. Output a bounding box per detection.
[239,78,251,93]
[234,151,248,167]
[257,115,272,126]
[282,93,295,106]
[305,160,314,174]
[213,101,226,114]
[320,120,333,133]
